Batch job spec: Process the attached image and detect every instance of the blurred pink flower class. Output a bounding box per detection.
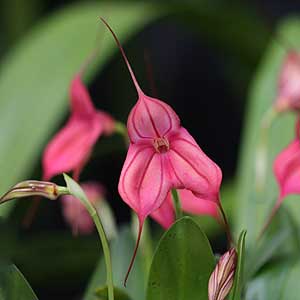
[275,51,300,112]
[42,74,115,181]
[100,18,222,284]
[258,122,300,236]
[61,182,105,235]
[274,138,300,203]
[150,189,220,229]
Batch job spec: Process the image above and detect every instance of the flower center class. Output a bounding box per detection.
[153,137,169,153]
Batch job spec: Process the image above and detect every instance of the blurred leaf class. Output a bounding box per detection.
[84,226,146,300]
[146,217,215,300]
[245,260,291,300]
[245,257,300,299]
[172,1,269,64]
[95,286,131,300]
[245,207,300,280]
[234,17,300,246]
[1,0,43,46]
[230,230,246,300]
[281,260,300,297]
[0,263,38,299]
[0,1,164,218]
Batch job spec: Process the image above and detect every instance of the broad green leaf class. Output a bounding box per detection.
[84,227,146,300]
[230,230,246,300]
[0,263,38,299]
[234,17,300,245]
[146,217,215,300]
[0,1,163,218]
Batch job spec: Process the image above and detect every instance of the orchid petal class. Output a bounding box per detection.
[275,51,300,111]
[179,189,219,219]
[127,95,180,143]
[168,128,222,203]
[150,195,174,229]
[42,115,102,180]
[274,139,300,200]
[97,111,116,135]
[70,74,95,117]
[118,144,171,222]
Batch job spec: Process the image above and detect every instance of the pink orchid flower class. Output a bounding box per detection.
[62,182,105,235]
[274,138,300,204]
[275,51,300,112]
[151,189,220,230]
[259,120,300,237]
[100,18,223,284]
[43,74,115,181]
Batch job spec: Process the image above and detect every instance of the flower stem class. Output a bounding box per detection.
[218,203,234,247]
[57,186,69,195]
[63,174,114,299]
[89,208,114,300]
[257,200,281,241]
[171,189,182,219]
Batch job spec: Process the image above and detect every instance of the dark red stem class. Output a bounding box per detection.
[218,203,234,247]
[124,222,143,287]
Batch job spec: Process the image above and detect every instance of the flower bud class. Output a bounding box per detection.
[0,180,66,204]
[208,248,237,300]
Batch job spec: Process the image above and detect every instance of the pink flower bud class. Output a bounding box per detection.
[42,74,115,181]
[61,182,105,235]
[208,248,236,300]
[275,51,300,112]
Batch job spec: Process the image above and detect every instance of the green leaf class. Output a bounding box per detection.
[245,207,300,280]
[95,286,131,300]
[0,1,163,218]
[84,227,146,300]
[281,260,300,298]
[234,17,300,245]
[245,258,300,300]
[146,216,215,300]
[0,263,38,299]
[245,260,292,300]
[230,230,246,300]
